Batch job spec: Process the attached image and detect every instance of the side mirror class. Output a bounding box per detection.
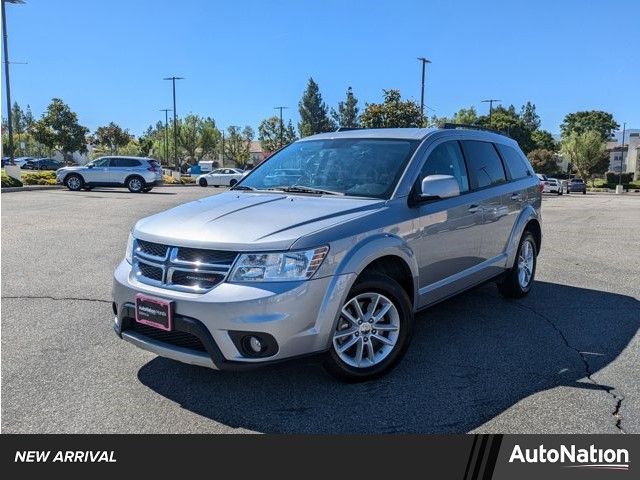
[420,174,460,200]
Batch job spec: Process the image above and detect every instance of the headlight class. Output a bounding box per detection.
[229,246,329,282]
[125,232,134,264]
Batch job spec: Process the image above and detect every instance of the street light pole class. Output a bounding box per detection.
[2,0,23,163]
[163,76,183,171]
[619,122,626,186]
[274,106,288,148]
[159,108,172,166]
[481,99,501,124]
[417,57,431,125]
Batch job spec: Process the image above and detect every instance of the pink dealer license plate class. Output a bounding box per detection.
[135,294,173,331]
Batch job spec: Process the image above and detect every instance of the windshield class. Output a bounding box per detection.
[236,138,419,199]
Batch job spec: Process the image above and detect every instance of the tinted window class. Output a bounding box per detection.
[419,141,469,193]
[461,141,507,189]
[90,158,111,167]
[113,158,141,167]
[495,144,531,180]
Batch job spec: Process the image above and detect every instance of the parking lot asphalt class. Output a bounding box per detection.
[2,188,639,433]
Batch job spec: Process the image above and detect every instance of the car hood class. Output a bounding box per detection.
[57,166,84,172]
[134,191,385,251]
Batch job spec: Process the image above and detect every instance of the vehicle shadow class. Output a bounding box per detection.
[137,281,639,433]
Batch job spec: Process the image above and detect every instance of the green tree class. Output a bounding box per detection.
[331,86,360,128]
[452,106,478,125]
[560,111,619,141]
[298,77,336,137]
[176,115,221,165]
[561,130,606,182]
[258,116,297,153]
[360,89,423,128]
[30,98,89,162]
[531,130,557,151]
[478,105,535,153]
[527,149,559,175]
[94,122,132,155]
[520,101,541,132]
[224,125,254,167]
[11,102,25,136]
[24,105,34,129]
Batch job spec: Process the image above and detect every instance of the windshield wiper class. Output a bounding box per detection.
[271,185,344,196]
[232,185,255,191]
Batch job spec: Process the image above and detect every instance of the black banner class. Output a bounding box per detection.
[0,434,636,478]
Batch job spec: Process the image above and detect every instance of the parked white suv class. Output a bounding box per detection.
[57,156,163,193]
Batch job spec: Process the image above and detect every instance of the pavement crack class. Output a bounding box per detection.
[2,295,111,304]
[514,302,626,434]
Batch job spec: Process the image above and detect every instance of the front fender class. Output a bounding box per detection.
[333,233,419,306]
[505,205,541,268]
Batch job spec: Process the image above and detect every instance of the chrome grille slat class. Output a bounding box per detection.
[132,240,237,292]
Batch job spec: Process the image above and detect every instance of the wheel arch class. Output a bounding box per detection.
[124,173,145,187]
[505,206,542,268]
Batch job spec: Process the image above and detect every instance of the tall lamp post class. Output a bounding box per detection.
[481,99,501,125]
[163,76,183,171]
[159,108,172,166]
[2,0,24,163]
[618,122,626,188]
[274,106,288,148]
[417,57,431,125]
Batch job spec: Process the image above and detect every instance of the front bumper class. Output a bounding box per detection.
[112,260,355,370]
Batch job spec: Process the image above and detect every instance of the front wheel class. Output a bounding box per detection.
[229,179,238,187]
[497,231,537,298]
[198,178,208,187]
[64,174,83,191]
[323,273,413,382]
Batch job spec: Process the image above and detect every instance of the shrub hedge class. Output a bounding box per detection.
[1,172,23,188]
[21,171,58,185]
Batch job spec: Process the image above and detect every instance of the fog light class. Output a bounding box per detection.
[248,336,263,353]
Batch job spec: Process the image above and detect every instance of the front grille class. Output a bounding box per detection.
[175,247,236,266]
[133,240,237,293]
[137,240,169,259]
[128,320,207,352]
[137,262,163,281]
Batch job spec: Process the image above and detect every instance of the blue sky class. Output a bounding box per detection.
[2,0,638,136]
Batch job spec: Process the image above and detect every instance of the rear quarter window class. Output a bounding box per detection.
[495,143,533,180]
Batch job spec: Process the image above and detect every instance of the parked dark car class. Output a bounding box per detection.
[22,158,64,171]
[567,177,586,194]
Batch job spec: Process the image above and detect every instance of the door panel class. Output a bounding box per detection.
[83,158,111,183]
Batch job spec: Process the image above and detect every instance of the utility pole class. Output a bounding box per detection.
[619,122,626,186]
[221,130,225,167]
[2,0,24,163]
[481,99,501,125]
[159,109,172,166]
[163,76,183,171]
[274,106,288,148]
[417,57,431,125]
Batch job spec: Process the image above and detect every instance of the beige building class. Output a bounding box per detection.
[607,132,640,179]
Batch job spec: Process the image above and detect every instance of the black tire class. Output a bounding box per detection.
[126,175,145,193]
[497,231,537,299]
[323,273,413,382]
[64,174,84,191]
[199,178,208,187]
[582,189,586,195]
[229,179,238,187]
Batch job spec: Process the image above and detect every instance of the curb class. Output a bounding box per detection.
[1,185,64,193]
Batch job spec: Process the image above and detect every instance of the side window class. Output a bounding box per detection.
[93,158,111,167]
[123,159,141,167]
[461,141,507,189]
[419,141,469,193]
[495,143,532,180]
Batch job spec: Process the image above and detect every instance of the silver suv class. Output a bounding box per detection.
[112,127,542,381]
[57,156,163,193]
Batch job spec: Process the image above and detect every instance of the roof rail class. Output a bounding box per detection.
[335,127,362,132]
[441,123,507,136]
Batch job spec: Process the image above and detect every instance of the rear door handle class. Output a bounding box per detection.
[468,205,481,213]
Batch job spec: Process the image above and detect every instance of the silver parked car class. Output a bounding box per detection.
[56,156,163,193]
[196,168,245,187]
[113,127,542,381]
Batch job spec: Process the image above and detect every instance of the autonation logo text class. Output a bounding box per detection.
[509,444,630,471]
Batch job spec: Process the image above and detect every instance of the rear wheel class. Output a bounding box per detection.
[229,179,238,187]
[497,231,537,298]
[126,176,145,193]
[64,174,83,191]
[323,273,413,382]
